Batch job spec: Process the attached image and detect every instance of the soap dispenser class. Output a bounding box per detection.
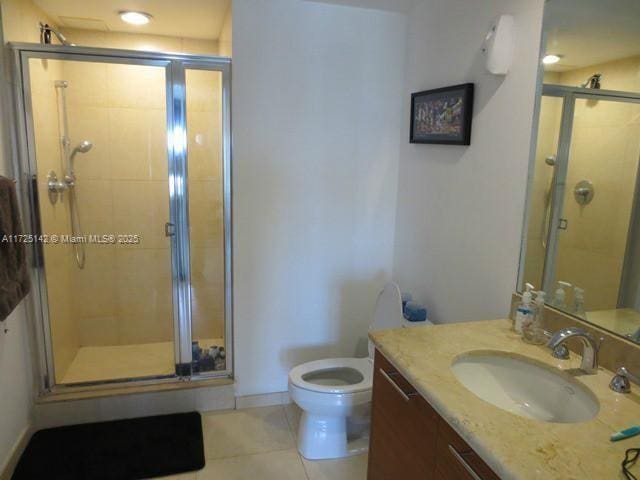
[552,281,572,309]
[523,291,547,345]
[514,283,534,334]
[573,287,586,317]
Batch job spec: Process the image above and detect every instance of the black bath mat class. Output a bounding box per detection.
[12,411,205,480]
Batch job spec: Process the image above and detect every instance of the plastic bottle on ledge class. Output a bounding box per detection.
[523,290,547,345]
[552,281,572,310]
[514,283,535,334]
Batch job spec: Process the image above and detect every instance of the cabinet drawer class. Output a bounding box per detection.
[436,418,500,480]
[375,349,419,396]
[368,350,438,480]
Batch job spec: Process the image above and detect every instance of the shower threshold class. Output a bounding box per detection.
[59,338,224,385]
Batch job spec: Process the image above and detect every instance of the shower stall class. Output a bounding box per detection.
[11,43,232,392]
[521,83,640,314]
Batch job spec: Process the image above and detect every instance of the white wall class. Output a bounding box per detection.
[232,0,406,395]
[0,27,34,477]
[0,304,33,472]
[392,0,544,323]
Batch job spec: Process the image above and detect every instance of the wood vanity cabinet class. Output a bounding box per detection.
[368,350,500,480]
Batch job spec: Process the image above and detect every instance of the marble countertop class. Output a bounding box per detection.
[369,319,640,480]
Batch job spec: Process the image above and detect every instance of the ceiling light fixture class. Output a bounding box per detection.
[119,10,152,26]
[542,54,562,65]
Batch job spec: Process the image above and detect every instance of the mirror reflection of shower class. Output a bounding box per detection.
[53,79,92,269]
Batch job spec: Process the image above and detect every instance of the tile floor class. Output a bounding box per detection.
[153,404,368,480]
[60,338,224,384]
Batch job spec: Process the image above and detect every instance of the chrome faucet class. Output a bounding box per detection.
[547,327,599,374]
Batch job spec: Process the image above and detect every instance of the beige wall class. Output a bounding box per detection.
[526,57,640,311]
[218,5,232,57]
[58,28,218,56]
[553,55,640,94]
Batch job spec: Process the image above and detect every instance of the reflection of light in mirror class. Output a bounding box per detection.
[119,11,152,25]
[542,54,561,65]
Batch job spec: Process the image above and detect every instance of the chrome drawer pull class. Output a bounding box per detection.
[448,445,482,480]
[379,369,417,402]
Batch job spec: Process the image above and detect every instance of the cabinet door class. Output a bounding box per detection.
[368,350,438,480]
[435,418,500,480]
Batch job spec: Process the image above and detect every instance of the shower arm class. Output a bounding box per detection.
[39,23,75,47]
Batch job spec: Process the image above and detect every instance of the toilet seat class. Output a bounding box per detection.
[289,358,373,394]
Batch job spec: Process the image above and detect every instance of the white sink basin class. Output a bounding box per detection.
[451,351,599,423]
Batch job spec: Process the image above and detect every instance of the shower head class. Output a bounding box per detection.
[73,140,93,154]
[69,140,93,173]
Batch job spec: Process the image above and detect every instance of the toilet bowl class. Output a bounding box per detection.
[288,357,373,459]
[288,282,422,460]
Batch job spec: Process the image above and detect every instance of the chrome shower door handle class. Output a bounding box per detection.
[165,222,176,237]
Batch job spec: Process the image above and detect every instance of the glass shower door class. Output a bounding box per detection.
[521,95,564,290]
[17,44,232,392]
[183,65,231,375]
[25,56,176,385]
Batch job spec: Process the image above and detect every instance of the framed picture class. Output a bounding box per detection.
[410,83,474,145]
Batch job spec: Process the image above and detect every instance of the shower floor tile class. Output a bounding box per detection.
[60,338,223,384]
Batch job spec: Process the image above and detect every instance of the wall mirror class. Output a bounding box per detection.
[519,0,640,343]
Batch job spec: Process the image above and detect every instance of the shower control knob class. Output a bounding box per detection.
[47,171,67,194]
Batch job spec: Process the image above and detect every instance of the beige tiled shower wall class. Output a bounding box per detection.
[525,59,640,310]
[62,60,175,348]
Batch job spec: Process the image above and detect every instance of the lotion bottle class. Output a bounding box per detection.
[514,283,534,334]
[523,291,547,345]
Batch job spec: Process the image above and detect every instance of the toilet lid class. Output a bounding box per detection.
[368,282,404,359]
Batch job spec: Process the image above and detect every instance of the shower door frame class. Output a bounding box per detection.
[521,83,640,296]
[10,43,233,394]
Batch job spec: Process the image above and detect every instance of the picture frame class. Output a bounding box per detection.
[410,83,474,145]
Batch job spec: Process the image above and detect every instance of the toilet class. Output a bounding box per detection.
[288,282,417,460]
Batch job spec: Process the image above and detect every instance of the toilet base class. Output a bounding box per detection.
[297,411,370,460]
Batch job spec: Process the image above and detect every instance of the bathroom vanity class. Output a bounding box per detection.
[368,349,499,480]
[367,319,640,479]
